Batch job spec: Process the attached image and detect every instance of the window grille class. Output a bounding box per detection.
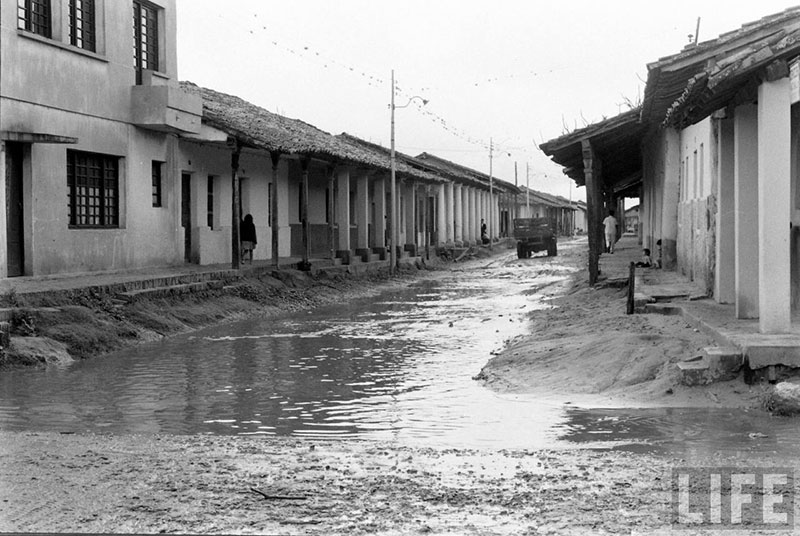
[18,0,52,38]
[133,0,159,84]
[69,0,96,52]
[67,150,119,228]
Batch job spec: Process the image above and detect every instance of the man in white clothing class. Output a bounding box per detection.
[603,210,618,253]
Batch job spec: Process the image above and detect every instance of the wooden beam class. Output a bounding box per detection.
[582,139,601,285]
[299,157,311,271]
[231,143,242,269]
[270,151,281,268]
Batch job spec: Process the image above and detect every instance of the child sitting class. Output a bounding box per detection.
[635,248,652,268]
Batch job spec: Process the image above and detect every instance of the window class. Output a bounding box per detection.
[133,0,159,84]
[207,176,214,229]
[18,0,52,38]
[67,150,119,228]
[69,0,96,52]
[151,160,162,207]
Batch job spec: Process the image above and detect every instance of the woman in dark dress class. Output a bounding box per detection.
[240,214,257,263]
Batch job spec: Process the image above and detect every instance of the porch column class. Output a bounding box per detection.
[373,175,386,251]
[734,103,759,319]
[758,75,791,332]
[404,180,416,253]
[327,166,335,260]
[231,143,242,269]
[582,140,602,285]
[454,183,463,244]
[715,117,735,304]
[270,152,281,267]
[356,172,370,257]
[659,128,680,269]
[467,187,475,244]
[299,158,311,271]
[437,184,446,246]
[336,168,351,262]
[445,182,454,244]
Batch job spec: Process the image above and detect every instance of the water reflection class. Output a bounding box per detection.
[557,406,800,456]
[0,270,568,448]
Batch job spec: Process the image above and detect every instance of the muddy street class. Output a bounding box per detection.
[1,241,796,535]
[0,244,576,447]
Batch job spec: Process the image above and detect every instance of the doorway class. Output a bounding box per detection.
[6,143,24,277]
[181,173,192,263]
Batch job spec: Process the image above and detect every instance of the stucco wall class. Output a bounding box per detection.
[179,144,292,264]
[677,119,715,294]
[2,99,185,275]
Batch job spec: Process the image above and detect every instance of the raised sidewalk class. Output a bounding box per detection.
[602,234,800,383]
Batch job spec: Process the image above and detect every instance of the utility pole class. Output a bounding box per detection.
[488,137,493,251]
[526,162,530,216]
[514,161,518,224]
[389,69,397,276]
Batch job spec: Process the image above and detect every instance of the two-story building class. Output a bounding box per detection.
[1,0,202,278]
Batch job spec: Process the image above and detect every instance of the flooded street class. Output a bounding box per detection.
[4,246,800,535]
[1,244,797,457]
[0,252,573,448]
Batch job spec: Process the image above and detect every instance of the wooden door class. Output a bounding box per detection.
[6,143,24,277]
[181,173,191,262]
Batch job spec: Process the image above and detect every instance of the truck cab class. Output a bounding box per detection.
[512,218,557,258]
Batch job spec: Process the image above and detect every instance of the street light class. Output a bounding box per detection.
[389,69,428,275]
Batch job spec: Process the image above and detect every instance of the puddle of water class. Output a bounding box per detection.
[1,251,797,456]
[554,406,800,456]
[0,265,570,448]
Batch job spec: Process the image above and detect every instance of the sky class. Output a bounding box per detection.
[175,1,800,203]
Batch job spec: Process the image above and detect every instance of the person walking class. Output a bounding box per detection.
[603,210,618,254]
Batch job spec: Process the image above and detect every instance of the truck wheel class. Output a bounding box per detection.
[548,241,558,257]
[517,243,525,259]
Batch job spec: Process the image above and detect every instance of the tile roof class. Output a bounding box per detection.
[643,6,800,128]
[414,152,521,194]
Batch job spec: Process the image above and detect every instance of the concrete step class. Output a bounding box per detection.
[676,346,743,386]
[117,280,225,302]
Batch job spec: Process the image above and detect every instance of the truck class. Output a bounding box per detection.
[512,217,557,258]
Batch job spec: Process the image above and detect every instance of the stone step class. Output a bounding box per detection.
[676,346,743,386]
[117,280,224,302]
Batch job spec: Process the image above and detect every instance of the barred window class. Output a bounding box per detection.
[133,0,159,84]
[69,0,96,52]
[67,150,119,228]
[18,0,52,38]
[152,161,163,207]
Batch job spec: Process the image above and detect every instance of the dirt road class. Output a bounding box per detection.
[0,241,785,535]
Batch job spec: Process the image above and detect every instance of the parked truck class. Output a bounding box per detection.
[512,217,557,258]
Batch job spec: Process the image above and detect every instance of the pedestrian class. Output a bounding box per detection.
[655,239,663,268]
[635,248,652,267]
[480,219,489,244]
[240,213,257,263]
[603,210,618,254]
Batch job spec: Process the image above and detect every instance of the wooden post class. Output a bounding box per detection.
[423,185,432,260]
[231,142,242,269]
[627,262,636,314]
[327,166,336,261]
[299,157,311,271]
[270,151,280,268]
[582,139,600,285]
